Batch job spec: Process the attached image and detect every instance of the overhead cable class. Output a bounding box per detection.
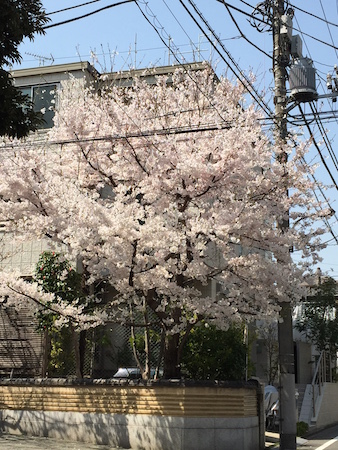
[0,121,233,150]
[319,0,338,59]
[43,0,134,29]
[134,0,230,124]
[49,0,102,15]
[293,9,338,184]
[220,1,272,59]
[217,0,271,29]
[298,104,338,191]
[300,157,338,246]
[310,102,338,173]
[177,0,274,119]
[289,2,338,28]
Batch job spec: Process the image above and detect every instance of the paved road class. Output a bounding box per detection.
[4,426,338,450]
[266,423,338,449]
[0,434,126,450]
[303,424,338,450]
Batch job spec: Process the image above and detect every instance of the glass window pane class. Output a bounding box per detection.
[20,87,32,98]
[19,87,32,114]
[32,84,57,129]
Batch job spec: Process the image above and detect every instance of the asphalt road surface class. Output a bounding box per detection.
[302,424,338,450]
[0,434,125,450]
[3,426,338,450]
[267,424,338,450]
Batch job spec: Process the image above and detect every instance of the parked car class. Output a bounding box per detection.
[264,385,279,431]
[113,367,162,380]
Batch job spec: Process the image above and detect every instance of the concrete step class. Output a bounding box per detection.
[265,432,308,449]
[296,383,307,415]
[265,432,279,449]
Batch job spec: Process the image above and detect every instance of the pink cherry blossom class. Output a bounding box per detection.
[0,67,328,377]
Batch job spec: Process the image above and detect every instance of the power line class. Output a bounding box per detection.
[288,109,338,125]
[21,36,242,66]
[298,104,338,191]
[220,1,272,59]
[289,2,338,28]
[240,0,338,32]
[309,102,338,174]
[218,0,271,29]
[177,0,275,118]
[291,26,338,52]
[49,0,102,15]
[43,0,134,30]
[0,121,234,150]
[319,0,338,60]
[160,0,197,49]
[37,0,338,246]
[237,0,338,51]
[134,0,231,124]
[292,5,338,191]
[178,0,338,198]
[300,156,338,246]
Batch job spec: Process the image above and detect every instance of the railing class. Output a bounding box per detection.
[311,351,326,418]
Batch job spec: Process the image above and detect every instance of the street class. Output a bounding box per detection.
[303,424,338,450]
[0,434,125,450]
[266,424,338,450]
[3,426,338,450]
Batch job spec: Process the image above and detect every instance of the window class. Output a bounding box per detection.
[20,84,57,129]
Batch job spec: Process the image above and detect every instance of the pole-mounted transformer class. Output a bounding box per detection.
[289,57,318,103]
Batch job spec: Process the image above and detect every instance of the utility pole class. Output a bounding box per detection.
[273,1,297,449]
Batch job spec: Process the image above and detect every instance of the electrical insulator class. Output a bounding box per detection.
[327,73,333,90]
[334,78,338,91]
[333,78,338,102]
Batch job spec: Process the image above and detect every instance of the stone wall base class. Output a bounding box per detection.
[0,409,259,450]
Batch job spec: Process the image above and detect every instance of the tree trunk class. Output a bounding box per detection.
[163,333,181,379]
[79,330,86,377]
[41,329,50,377]
[70,324,82,379]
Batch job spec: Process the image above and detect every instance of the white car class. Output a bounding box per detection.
[113,367,161,379]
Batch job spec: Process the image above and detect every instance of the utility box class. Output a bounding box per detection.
[291,35,303,58]
[289,57,318,102]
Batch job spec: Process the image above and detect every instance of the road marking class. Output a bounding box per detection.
[316,436,338,450]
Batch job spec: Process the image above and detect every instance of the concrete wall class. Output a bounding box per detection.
[0,410,259,450]
[0,379,264,450]
[314,383,338,430]
[295,341,313,384]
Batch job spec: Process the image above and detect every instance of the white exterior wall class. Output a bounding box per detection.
[314,383,338,430]
[0,62,98,276]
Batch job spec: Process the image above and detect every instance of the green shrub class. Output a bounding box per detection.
[297,421,309,437]
[181,322,247,380]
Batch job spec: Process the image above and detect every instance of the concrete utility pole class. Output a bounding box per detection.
[272,1,297,449]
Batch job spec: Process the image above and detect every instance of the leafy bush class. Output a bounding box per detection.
[297,421,309,437]
[181,322,247,380]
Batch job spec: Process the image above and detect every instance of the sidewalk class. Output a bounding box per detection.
[265,432,308,449]
[0,432,311,450]
[0,434,125,450]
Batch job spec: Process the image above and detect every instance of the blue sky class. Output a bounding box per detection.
[13,0,338,278]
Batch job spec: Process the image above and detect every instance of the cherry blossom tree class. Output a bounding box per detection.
[0,66,328,378]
